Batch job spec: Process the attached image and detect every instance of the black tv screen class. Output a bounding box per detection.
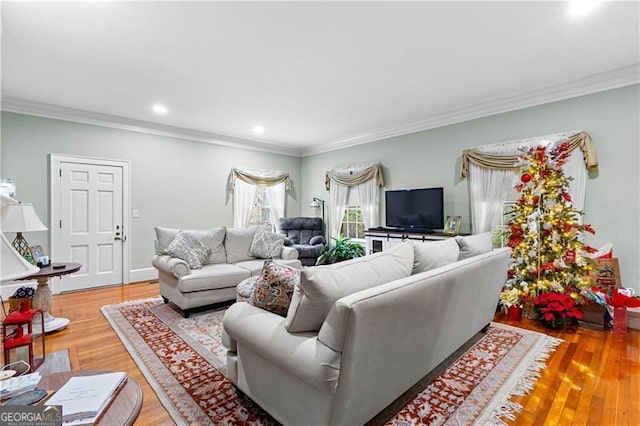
[385,187,444,231]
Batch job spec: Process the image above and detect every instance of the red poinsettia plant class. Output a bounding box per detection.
[534,291,583,328]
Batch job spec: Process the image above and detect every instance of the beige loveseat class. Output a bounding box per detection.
[152,226,301,317]
[223,235,510,425]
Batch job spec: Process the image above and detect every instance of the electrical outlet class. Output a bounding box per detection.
[132,210,140,218]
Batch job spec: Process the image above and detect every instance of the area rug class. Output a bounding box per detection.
[101,298,562,425]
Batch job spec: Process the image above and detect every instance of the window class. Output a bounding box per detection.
[249,187,273,228]
[341,205,365,239]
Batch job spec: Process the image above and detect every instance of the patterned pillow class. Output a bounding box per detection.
[167,232,211,269]
[248,228,285,259]
[251,260,300,316]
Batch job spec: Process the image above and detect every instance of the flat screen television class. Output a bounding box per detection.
[385,187,444,232]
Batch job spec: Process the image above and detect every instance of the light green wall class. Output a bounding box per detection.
[301,85,640,292]
[0,112,302,271]
[2,85,638,291]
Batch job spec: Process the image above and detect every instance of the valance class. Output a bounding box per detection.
[460,131,598,178]
[228,167,291,190]
[325,162,384,190]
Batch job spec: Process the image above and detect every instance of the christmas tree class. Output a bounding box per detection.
[500,142,595,308]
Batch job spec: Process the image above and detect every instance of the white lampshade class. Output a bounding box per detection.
[1,232,39,281]
[1,203,48,232]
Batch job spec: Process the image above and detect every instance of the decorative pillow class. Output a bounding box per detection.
[284,241,414,332]
[154,227,180,255]
[309,235,325,246]
[283,237,293,247]
[167,232,211,269]
[455,232,493,260]
[248,228,285,259]
[412,238,460,274]
[252,260,300,316]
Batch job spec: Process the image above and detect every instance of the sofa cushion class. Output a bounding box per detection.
[178,264,250,293]
[185,227,227,264]
[155,226,180,254]
[284,241,414,332]
[252,260,300,316]
[167,232,210,269]
[412,238,460,274]
[248,228,285,259]
[456,232,492,260]
[225,227,261,263]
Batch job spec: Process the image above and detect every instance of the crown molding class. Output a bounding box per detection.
[301,64,640,156]
[2,64,638,158]
[0,97,304,157]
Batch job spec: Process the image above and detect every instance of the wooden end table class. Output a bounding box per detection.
[19,262,82,333]
[39,370,143,426]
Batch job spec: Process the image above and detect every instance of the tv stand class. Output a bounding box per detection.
[364,229,456,255]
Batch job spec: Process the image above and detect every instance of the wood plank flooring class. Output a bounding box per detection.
[4,282,638,425]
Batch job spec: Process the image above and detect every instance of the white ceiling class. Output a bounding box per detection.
[2,1,639,156]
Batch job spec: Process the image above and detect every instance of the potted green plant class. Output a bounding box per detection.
[315,234,365,265]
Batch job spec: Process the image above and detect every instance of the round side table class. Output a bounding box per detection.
[39,370,143,426]
[19,262,82,333]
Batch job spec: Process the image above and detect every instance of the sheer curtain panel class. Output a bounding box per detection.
[265,183,286,230]
[233,178,257,228]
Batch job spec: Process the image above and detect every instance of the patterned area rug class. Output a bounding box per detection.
[101,298,561,425]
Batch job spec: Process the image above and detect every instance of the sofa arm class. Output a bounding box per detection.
[222,302,340,393]
[281,246,299,260]
[151,255,191,278]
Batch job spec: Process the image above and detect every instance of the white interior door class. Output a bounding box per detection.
[52,156,129,292]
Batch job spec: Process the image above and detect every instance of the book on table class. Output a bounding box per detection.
[0,372,42,400]
[45,372,127,424]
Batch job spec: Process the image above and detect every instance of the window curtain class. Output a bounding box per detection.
[354,179,380,230]
[329,183,350,241]
[264,182,286,230]
[232,178,257,228]
[325,162,384,239]
[461,130,597,234]
[228,167,290,229]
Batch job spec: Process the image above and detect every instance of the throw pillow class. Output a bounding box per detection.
[284,241,414,332]
[252,260,300,316]
[309,235,325,246]
[283,237,293,247]
[456,232,493,260]
[167,231,211,269]
[412,238,460,274]
[248,228,285,259]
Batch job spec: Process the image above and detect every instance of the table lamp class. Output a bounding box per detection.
[1,195,42,375]
[1,203,48,262]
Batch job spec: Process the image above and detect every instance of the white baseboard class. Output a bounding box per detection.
[129,268,158,284]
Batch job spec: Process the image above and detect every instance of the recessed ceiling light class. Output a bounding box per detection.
[152,104,168,115]
[253,125,265,135]
[568,0,603,17]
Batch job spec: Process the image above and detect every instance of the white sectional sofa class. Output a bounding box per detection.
[222,235,510,425]
[152,226,301,317]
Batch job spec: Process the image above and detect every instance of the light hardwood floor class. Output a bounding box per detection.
[5,282,638,425]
